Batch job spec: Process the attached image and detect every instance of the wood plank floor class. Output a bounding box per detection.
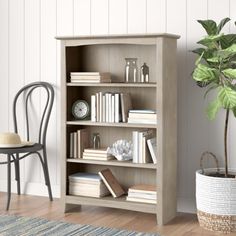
[0,192,229,235]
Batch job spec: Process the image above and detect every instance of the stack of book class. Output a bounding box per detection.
[126,184,157,204]
[91,92,132,123]
[69,129,89,158]
[69,172,110,197]
[70,72,111,83]
[128,110,157,124]
[132,129,155,163]
[83,148,114,161]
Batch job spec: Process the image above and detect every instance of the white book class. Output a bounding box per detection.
[128,118,157,124]
[147,138,157,164]
[99,92,103,122]
[129,109,156,114]
[108,93,112,123]
[105,93,109,123]
[102,95,106,122]
[91,95,96,122]
[70,72,110,76]
[126,197,156,204]
[96,93,99,122]
[132,131,139,163]
[73,132,78,158]
[114,93,120,123]
[111,95,115,123]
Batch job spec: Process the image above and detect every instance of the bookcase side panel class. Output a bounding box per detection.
[156,37,177,225]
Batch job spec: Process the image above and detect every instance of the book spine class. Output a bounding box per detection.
[96,93,99,122]
[114,93,119,123]
[132,131,139,163]
[91,95,96,122]
[138,132,143,163]
[77,130,81,158]
[70,132,74,158]
[147,138,157,164]
[108,93,112,123]
[73,132,77,158]
[99,92,103,123]
[102,94,106,122]
[111,95,115,123]
[120,93,125,122]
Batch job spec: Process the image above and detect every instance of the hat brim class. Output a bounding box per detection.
[0,141,35,148]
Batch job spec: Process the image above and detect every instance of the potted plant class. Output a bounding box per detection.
[192,17,236,233]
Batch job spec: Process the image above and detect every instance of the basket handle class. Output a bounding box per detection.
[200,151,220,175]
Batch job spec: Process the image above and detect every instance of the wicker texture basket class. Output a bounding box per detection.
[196,152,236,234]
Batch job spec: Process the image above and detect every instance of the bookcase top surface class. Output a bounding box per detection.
[55,33,180,40]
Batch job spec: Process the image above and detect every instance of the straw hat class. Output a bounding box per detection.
[0,132,34,148]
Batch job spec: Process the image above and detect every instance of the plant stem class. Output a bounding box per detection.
[224,109,229,177]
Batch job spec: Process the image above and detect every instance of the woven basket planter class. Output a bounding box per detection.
[196,167,236,234]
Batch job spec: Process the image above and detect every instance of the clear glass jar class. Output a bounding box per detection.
[140,62,149,83]
[124,58,138,83]
[92,133,100,149]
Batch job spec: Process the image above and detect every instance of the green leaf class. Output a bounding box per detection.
[192,48,205,56]
[206,57,220,63]
[207,99,221,120]
[222,68,236,79]
[220,34,236,49]
[197,34,223,48]
[218,86,236,109]
[224,44,236,53]
[193,64,219,82]
[233,107,236,117]
[195,52,204,65]
[217,17,230,34]
[197,19,217,35]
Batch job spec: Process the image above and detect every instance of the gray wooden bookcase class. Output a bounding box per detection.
[56,34,180,225]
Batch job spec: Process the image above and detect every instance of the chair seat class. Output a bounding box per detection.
[0,143,43,154]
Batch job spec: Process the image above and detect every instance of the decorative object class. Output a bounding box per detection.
[192,17,236,233]
[107,139,132,161]
[72,99,90,120]
[140,63,149,82]
[92,132,100,149]
[124,58,138,83]
[0,132,34,148]
[0,215,160,236]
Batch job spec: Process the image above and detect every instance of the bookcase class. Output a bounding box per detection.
[56,34,180,225]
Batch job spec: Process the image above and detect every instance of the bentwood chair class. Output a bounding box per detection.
[0,82,54,210]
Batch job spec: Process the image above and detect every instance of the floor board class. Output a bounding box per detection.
[0,192,229,235]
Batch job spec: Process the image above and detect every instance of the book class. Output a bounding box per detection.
[70,72,111,76]
[69,172,102,182]
[128,113,157,120]
[77,129,89,158]
[132,131,139,163]
[114,93,120,123]
[82,155,114,161]
[102,94,106,122]
[73,132,77,158]
[111,95,115,123]
[147,138,157,164]
[128,184,156,194]
[120,93,132,122]
[128,118,156,124]
[96,93,99,122]
[128,192,157,200]
[98,168,126,198]
[83,148,108,154]
[70,72,111,83]
[126,197,156,204]
[129,109,156,114]
[70,132,74,158]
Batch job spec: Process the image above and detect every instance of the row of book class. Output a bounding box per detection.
[69,129,89,159]
[69,169,156,204]
[91,92,132,123]
[82,148,114,161]
[128,109,157,124]
[132,130,157,164]
[70,72,112,83]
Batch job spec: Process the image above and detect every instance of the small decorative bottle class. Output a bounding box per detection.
[124,58,138,83]
[140,63,149,83]
[92,133,100,149]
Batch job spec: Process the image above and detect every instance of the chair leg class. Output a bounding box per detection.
[6,154,11,211]
[14,154,21,195]
[42,148,53,201]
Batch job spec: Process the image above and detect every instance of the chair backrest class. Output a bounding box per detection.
[13,82,54,146]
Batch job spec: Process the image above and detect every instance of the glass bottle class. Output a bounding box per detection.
[92,133,100,149]
[140,63,149,83]
[124,58,138,83]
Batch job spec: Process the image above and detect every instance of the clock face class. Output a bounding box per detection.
[72,100,90,119]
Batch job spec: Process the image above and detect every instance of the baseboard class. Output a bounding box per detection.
[0,180,60,198]
[177,197,196,213]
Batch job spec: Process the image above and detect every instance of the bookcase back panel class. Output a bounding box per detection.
[66,44,156,83]
[66,86,156,121]
[66,162,156,192]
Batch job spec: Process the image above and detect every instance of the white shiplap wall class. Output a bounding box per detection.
[0,0,236,213]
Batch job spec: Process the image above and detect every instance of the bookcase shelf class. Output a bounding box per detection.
[65,195,156,214]
[67,82,157,88]
[67,158,156,169]
[66,120,157,129]
[58,33,179,226]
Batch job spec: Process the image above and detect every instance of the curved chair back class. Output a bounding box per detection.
[13,82,54,146]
